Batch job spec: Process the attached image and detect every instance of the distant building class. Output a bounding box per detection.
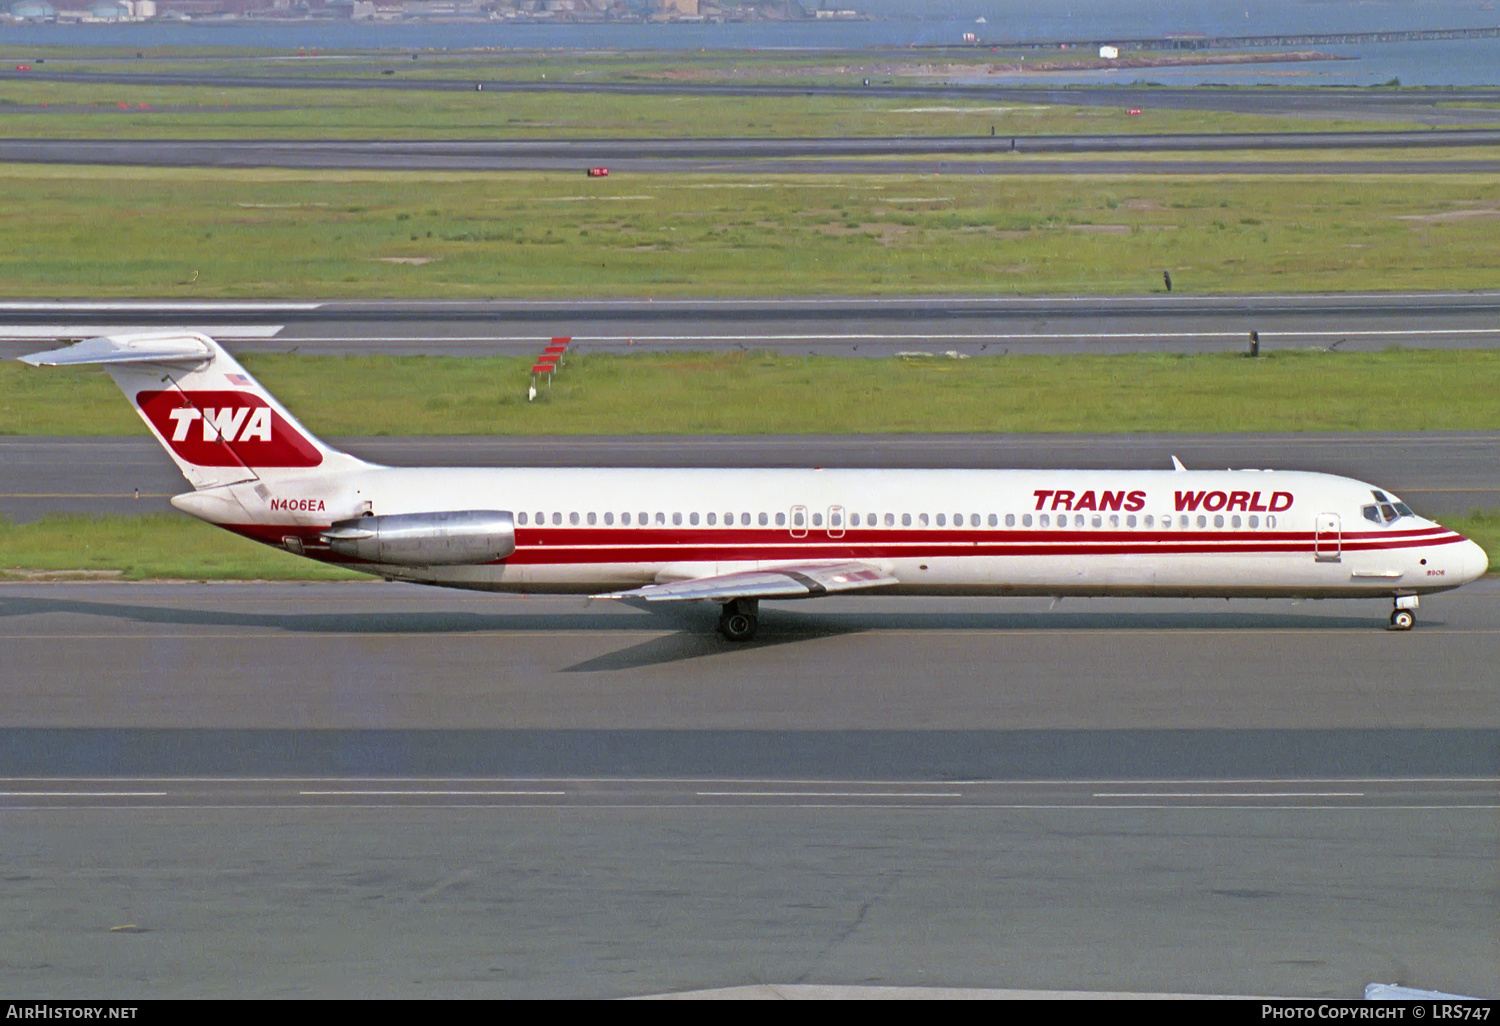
[1099,44,1119,59]
[10,0,57,18]
[88,0,129,16]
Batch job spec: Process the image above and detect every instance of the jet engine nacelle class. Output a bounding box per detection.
[321,510,515,566]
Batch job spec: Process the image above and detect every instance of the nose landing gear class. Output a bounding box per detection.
[1388,595,1418,631]
[718,598,759,642]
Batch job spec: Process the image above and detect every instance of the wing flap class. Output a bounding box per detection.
[595,561,898,603]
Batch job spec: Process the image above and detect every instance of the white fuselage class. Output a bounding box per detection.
[182,464,1488,599]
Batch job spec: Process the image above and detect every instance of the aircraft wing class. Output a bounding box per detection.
[595,561,898,603]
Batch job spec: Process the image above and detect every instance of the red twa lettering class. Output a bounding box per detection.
[1125,490,1146,512]
[1074,490,1097,511]
[1098,490,1124,512]
[1269,491,1294,512]
[1175,490,1206,512]
[1248,491,1268,512]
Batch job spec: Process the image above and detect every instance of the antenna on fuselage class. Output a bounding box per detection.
[1170,455,1187,472]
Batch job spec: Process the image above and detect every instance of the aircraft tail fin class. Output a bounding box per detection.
[20,331,368,491]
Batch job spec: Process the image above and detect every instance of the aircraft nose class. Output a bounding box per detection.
[1463,538,1490,582]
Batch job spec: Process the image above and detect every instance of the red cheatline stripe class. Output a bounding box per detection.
[219,523,1470,567]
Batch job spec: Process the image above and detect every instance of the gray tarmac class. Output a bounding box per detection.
[6,135,1500,174]
[4,432,1496,522]
[0,580,1496,997]
[6,292,1500,359]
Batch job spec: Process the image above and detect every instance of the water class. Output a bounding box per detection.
[1,1,1498,85]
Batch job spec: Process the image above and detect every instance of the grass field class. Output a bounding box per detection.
[0,77,1435,140]
[3,508,1494,581]
[7,350,1500,437]
[1,166,1498,298]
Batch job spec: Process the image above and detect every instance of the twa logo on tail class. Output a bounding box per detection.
[137,390,323,468]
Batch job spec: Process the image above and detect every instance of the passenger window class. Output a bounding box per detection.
[759,512,768,526]
[604,512,613,526]
[672,512,682,526]
[1004,514,1015,527]
[654,512,665,526]
[1197,515,1207,529]
[901,513,912,527]
[1248,515,1258,528]
[1040,514,1050,527]
[741,512,751,526]
[518,512,528,526]
[707,512,716,525]
[1144,515,1153,527]
[639,512,648,525]
[1109,515,1119,528]
[794,510,805,527]
[972,514,982,527]
[850,513,860,527]
[918,513,929,527]
[885,513,895,527]
[776,512,786,527]
[1126,515,1136,528]
[536,511,544,524]
[621,512,631,526]
[689,512,699,526]
[1267,515,1277,528]
[587,512,596,526]
[1075,515,1085,528]
[1181,515,1191,528]
[1092,515,1103,528]
[1231,515,1241,528]
[936,514,946,527]
[1213,515,1224,528]
[1022,514,1033,527]
[552,512,562,526]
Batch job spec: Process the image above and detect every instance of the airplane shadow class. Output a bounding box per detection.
[0,592,1409,674]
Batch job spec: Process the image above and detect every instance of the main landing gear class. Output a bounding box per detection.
[718,598,759,642]
[1388,595,1418,632]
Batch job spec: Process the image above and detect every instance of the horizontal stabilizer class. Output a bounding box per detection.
[595,561,898,603]
[19,332,213,368]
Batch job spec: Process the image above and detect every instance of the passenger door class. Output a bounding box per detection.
[1314,512,1341,563]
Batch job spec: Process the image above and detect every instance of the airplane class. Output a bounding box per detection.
[20,330,1489,641]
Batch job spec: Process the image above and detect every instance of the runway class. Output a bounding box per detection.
[4,432,1496,522]
[1,580,1496,997]
[6,292,1500,359]
[6,136,1500,175]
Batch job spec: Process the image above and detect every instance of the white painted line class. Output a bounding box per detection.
[696,791,963,798]
[0,302,320,311]
[0,325,285,339]
[298,789,567,796]
[266,328,1500,344]
[1094,792,1365,798]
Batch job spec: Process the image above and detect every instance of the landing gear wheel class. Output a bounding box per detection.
[718,598,760,642]
[1389,608,1415,631]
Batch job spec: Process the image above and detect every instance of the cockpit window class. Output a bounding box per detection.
[1368,491,1417,523]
